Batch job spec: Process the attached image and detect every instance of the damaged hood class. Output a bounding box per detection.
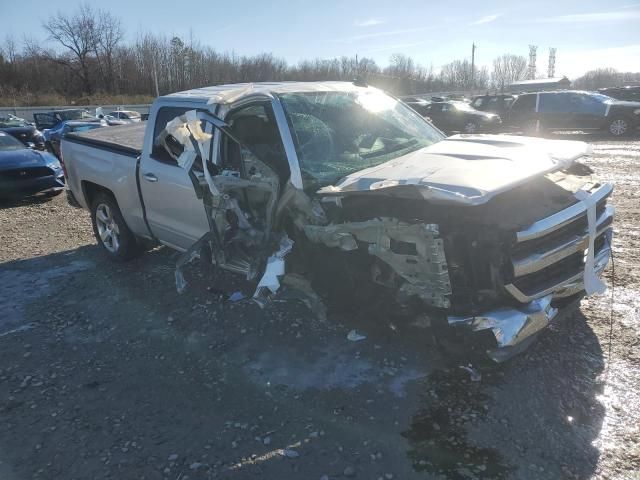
[318,135,591,206]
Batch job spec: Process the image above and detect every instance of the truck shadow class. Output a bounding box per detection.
[0,192,61,210]
[404,308,605,479]
[0,245,607,480]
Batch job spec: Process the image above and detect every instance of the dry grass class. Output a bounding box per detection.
[0,91,154,107]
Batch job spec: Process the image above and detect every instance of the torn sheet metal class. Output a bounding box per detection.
[304,218,452,308]
[575,190,607,295]
[280,273,327,322]
[174,231,216,293]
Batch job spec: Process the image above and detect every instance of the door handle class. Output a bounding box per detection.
[143,173,158,182]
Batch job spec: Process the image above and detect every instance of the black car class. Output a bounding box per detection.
[508,90,640,137]
[471,94,517,117]
[598,86,640,102]
[401,96,431,116]
[422,101,501,134]
[0,115,46,150]
[0,131,65,198]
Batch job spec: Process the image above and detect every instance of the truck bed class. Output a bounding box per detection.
[64,123,146,157]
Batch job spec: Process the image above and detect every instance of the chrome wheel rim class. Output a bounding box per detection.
[610,119,627,136]
[95,203,120,253]
[464,122,477,134]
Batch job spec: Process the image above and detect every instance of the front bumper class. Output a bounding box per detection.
[0,171,65,197]
[448,231,611,362]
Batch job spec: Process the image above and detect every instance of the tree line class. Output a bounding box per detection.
[0,4,637,106]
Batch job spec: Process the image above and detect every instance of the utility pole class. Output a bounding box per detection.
[528,45,537,80]
[548,48,556,78]
[152,56,160,97]
[471,43,476,91]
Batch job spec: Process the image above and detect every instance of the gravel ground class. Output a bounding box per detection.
[0,136,639,480]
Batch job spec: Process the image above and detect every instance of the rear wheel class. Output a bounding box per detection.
[463,121,478,134]
[608,117,630,137]
[90,192,141,261]
[523,119,543,137]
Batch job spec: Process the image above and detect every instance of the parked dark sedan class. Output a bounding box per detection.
[0,116,45,150]
[0,131,65,198]
[508,90,640,136]
[422,101,501,134]
[401,96,431,116]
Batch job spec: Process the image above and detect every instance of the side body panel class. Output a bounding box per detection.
[61,139,149,237]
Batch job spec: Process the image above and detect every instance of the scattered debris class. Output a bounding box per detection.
[228,291,245,302]
[459,365,482,382]
[282,448,300,458]
[347,330,366,342]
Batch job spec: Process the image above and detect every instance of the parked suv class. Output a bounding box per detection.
[471,94,517,117]
[508,90,640,136]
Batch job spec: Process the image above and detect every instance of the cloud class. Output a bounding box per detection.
[559,44,640,78]
[354,18,385,27]
[360,41,426,54]
[540,10,640,22]
[470,14,502,26]
[331,27,430,44]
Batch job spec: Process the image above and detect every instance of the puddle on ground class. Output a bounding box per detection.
[0,259,92,331]
[246,345,426,397]
[403,369,511,479]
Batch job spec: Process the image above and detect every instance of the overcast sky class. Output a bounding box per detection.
[4,0,640,79]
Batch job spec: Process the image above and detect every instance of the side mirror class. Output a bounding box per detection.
[26,142,36,149]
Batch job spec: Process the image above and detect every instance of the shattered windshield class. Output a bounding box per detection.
[278,90,443,189]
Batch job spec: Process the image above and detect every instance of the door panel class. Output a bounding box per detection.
[139,156,210,250]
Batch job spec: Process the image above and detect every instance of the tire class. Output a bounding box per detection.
[607,117,631,137]
[523,119,543,137]
[90,192,141,261]
[463,121,478,134]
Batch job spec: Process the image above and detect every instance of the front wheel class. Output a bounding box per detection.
[607,117,630,137]
[90,193,141,261]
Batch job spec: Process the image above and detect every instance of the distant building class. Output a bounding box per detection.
[509,76,571,92]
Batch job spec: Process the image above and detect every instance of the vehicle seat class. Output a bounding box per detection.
[230,116,290,182]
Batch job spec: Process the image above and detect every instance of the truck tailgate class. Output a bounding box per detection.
[64,123,145,157]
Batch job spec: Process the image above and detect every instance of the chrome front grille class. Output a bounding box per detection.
[505,183,614,303]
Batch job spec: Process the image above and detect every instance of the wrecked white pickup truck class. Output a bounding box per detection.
[61,82,614,361]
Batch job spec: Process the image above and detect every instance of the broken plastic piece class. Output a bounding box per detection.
[574,190,607,295]
[347,330,366,342]
[459,365,481,382]
[228,291,245,302]
[252,235,294,304]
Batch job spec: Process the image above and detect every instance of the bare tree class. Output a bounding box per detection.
[43,4,98,94]
[91,9,123,93]
[491,54,527,90]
